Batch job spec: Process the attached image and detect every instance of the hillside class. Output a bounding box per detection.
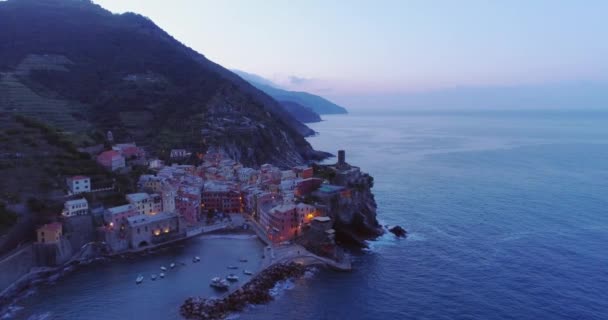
[280,101,322,123]
[0,0,324,169]
[233,70,348,115]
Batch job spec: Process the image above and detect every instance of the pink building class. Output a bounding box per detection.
[104,204,139,228]
[176,187,201,226]
[97,150,126,171]
[260,204,305,243]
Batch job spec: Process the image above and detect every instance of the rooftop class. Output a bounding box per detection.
[69,175,89,180]
[317,185,345,194]
[65,198,88,206]
[126,192,150,202]
[39,222,62,232]
[107,204,135,215]
[313,216,331,223]
[127,212,176,227]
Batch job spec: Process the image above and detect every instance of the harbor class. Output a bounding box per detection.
[9,235,265,320]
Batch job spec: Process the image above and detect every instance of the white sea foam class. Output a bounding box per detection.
[268,279,295,297]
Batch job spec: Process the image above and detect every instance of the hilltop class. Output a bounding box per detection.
[0,0,325,168]
[233,70,348,115]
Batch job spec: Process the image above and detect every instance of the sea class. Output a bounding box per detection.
[8,110,608,319]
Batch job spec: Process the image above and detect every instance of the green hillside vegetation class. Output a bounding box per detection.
[0,0,321,168]
[0,114,134,206]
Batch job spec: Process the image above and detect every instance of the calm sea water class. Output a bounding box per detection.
[243,111,608,320]
[10,111,608,319]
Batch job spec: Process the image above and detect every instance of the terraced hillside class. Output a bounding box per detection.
[0,0,324,167]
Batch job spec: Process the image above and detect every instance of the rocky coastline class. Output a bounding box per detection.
[180,262,310,320]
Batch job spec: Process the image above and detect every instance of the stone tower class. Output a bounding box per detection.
[337,150,346,167]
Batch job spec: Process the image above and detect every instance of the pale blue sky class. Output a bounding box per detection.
[94,0,608,109]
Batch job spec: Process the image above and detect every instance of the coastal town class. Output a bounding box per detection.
[38,143,361,260]
[0,133,380,306]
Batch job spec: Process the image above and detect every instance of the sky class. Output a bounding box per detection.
[93,0,608,110]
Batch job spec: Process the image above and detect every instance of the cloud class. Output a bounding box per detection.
[287,75,312,86]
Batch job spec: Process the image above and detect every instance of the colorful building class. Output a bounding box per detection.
[37,222,62,244]
[202,182,243,213]
[176,186,201,226]
[62,198,89,217]
[66,175,90,194]
[126,192,162,216]
[97,150,126,171]
[127,212,179,248]
[104,204,139,228]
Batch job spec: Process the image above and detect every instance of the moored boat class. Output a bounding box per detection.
[160,266,167,272]
[151,274,157,280]
[170,263,176,269]
[243,270,253,275]
[239,258,248,262]
[227,265,238,270]
[226,274,239,282]
[136,275,144,284]
[210,277,230,290]
[160,272,165,278]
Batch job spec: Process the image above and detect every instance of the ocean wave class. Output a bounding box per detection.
[26,311,52,320]
[303,267,319,279]
[268,279,295,297]
[1,305,23,319]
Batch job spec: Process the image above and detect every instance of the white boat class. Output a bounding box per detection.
[160,266,167,272]
[135,275,144,284]
[151,274,157,280]
[159,272,165,278]
[193,256,201,263]
[226,274,239,282]
[210,277,230,290]
[243,270,253,276]
[227,265,238,270]
[170,263,176,269]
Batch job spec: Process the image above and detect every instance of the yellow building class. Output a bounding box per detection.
[37,222,62,244]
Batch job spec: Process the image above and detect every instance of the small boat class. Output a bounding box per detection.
[159,272,165,278]
[135,275,144,284]
[170,263,176,269]
[151,274,157,281]
[160,266,167,272]
[210,277,230,290]
[193,256,201,263]
[243,270,253,276]
[227,265,238,270]
[239,258,248,263]
[226,274,239,282]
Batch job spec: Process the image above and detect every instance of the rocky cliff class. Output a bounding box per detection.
[313,162,383,247]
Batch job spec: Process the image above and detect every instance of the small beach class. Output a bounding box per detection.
[9,235,265,320]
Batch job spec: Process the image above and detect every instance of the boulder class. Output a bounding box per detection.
[388,225,407,238]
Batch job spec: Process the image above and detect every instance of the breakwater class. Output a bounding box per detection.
[180,262,309,320]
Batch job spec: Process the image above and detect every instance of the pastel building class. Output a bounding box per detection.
[201,182,243,213]
[97,150,126,171]
[62,198,89,217]
[37,222,62,244]
[260,203,304,243]
[104,204,139,228]
[127,212,179,248]
[66,175,90,194]
[161,183,177,213]
[176,186,201,226]
[126,192,162,216]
